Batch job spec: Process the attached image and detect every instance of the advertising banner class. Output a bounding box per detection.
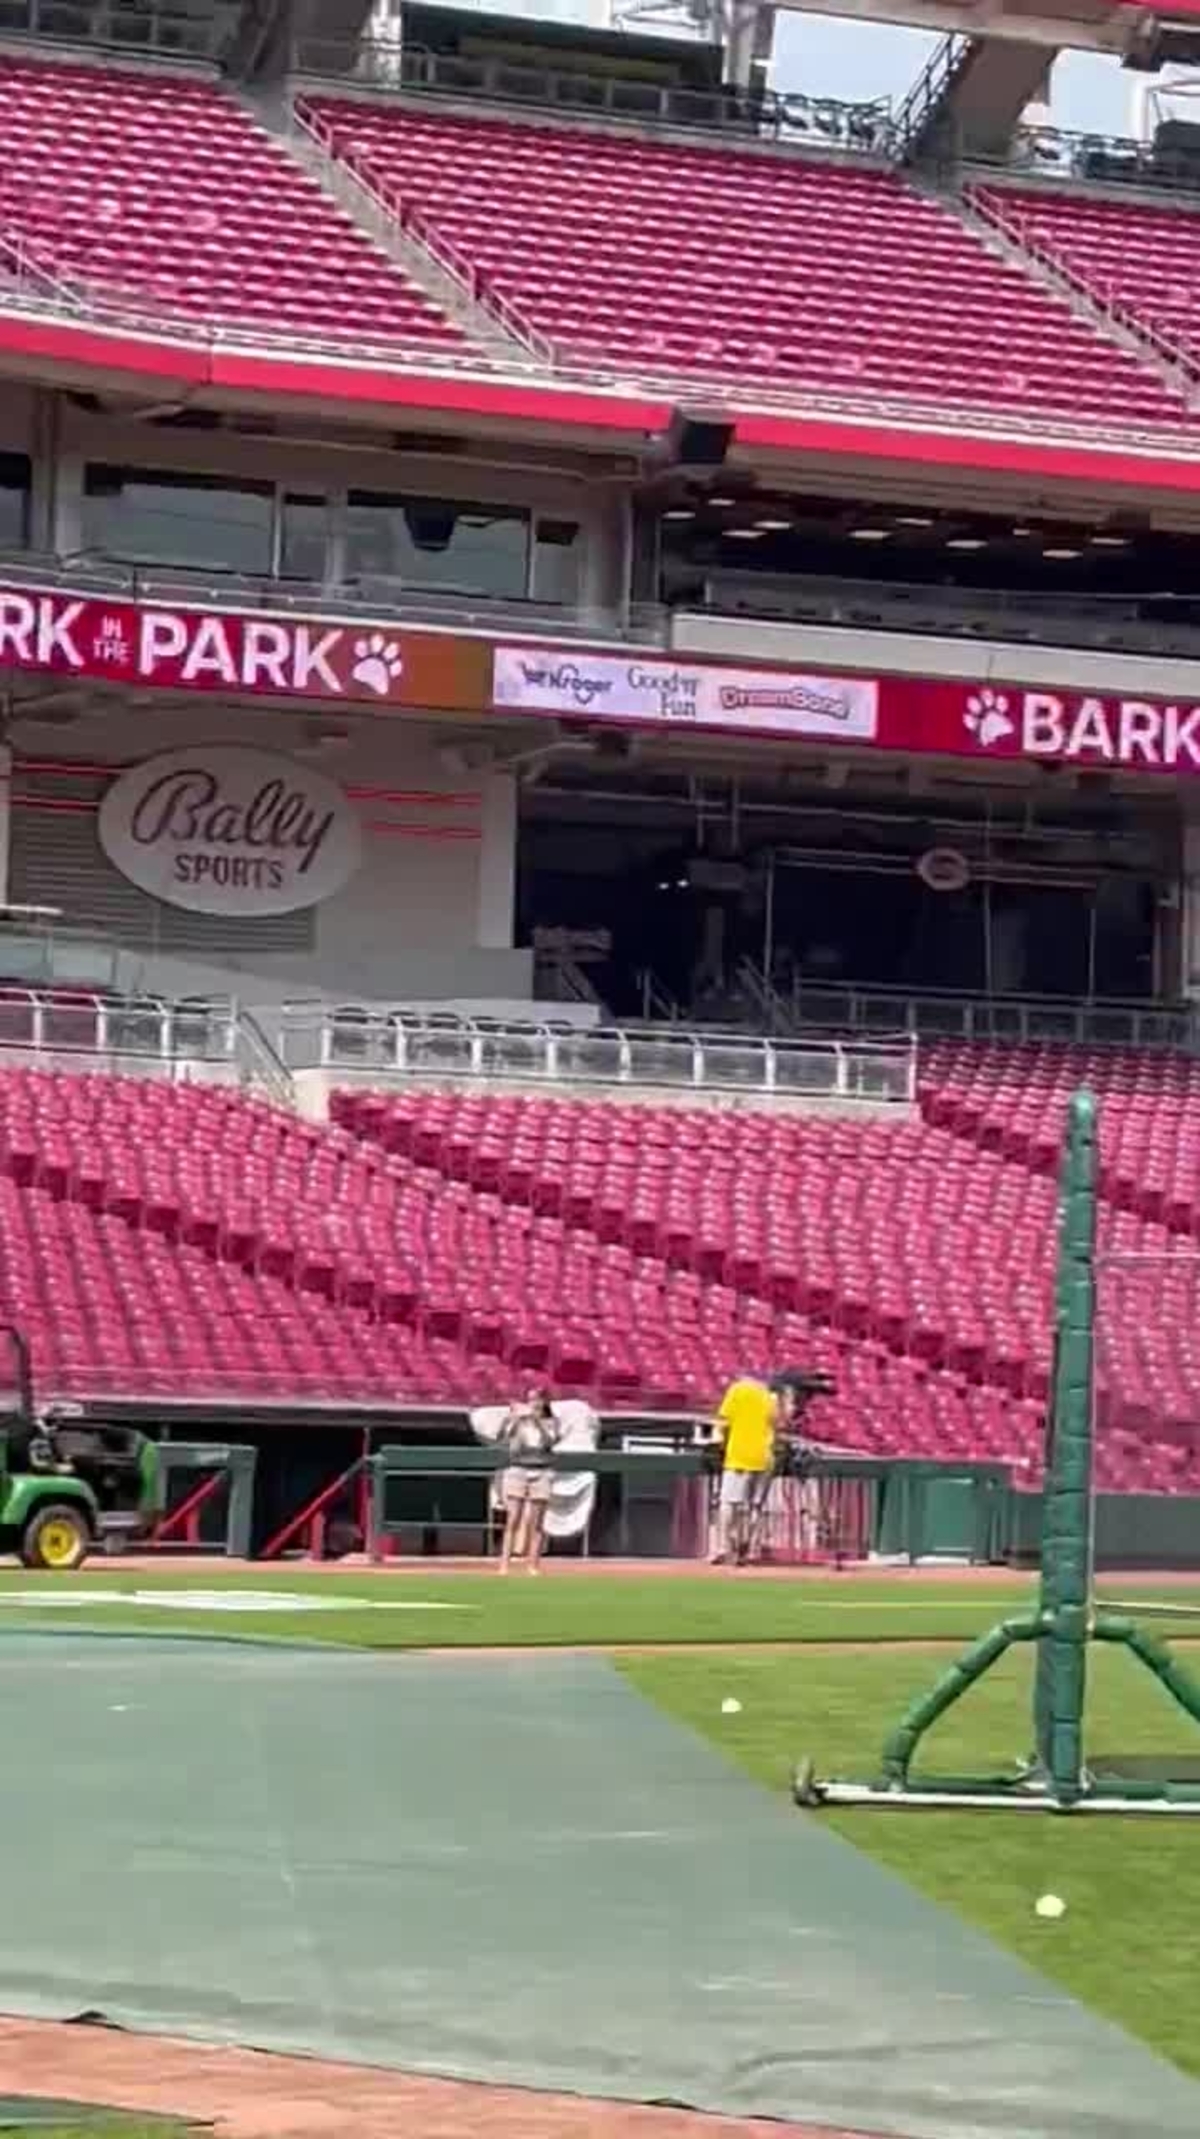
[0,584,488,711]
[98,745,362,916]
[492,646,879,739]
[494,643,1200,778]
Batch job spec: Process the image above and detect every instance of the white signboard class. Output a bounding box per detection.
[97,745,362,917]
[492,648,878,741]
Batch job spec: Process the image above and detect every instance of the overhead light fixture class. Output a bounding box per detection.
[946,536,986,551]
[707,493,737,508]
[896,513,935,528]
[849,527,890,542]
[1043,546,1081,560]
[662,508,695,521]
[754,516,792,531]
[1090,533,1128,547]
[726,527,765,539]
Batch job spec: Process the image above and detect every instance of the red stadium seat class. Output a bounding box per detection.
[299,94,1193,427]
[970,183,1200,376]
[0,56,466,351]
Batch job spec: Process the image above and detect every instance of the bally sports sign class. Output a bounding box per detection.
[98,746,362,916]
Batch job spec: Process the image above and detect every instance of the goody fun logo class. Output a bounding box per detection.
[98,745,363,917]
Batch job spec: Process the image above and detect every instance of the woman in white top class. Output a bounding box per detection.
[498,1386,560,1574]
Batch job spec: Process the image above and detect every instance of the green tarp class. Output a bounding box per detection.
[0,1636,1193,2139]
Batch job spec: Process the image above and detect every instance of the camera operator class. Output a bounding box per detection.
[709,1372,799,1566]
[710,1367,835,1566]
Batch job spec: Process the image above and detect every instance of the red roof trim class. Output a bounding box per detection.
[5,307,1200,491]
[0,312,673,436]
[734,411,1200,493]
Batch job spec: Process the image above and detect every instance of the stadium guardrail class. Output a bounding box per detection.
[0,547,666,647]
[274,1003,917,1103]
[737,972,1197,1050]
[290,42,896,158]
[0,987,294,1102]
[0,0,234,58]
[971,124,1200,204]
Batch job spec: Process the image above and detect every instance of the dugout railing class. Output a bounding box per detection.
[363,1443,1015,1566]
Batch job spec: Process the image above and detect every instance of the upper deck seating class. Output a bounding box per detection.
[969,183,1200,375]
[0,57,465,351]
[300,94,1192,427]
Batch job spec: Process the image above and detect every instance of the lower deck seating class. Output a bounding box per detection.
[333,1061,1200,1493]
[0,1052,1194,1496]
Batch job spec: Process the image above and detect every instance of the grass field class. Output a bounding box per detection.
[4,1561,1200,2105]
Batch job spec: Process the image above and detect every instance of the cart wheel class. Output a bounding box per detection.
[21,1502,90,1571]
[792,1756,822,1808]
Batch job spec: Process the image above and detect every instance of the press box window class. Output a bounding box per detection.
[281,493,331,582]
[82,466,274,574]
[345,492,529,598]
[0,453,30,549]
[532,519,581,605]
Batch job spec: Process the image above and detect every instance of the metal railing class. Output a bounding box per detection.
[689,576,1200,661]
[893,32,971,157]
[0,989,295,1101]
[0,545,665,644]
[980,123,1200,203]
[4,236,1200,460]
[0,0,235,58]
[276,1003,918,1104]
[739,975,1197,1050]
[964,184,1198,402]
[291,45,896,158]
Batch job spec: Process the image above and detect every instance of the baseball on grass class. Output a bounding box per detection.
[721,1697,743,1716]
[1035,1893,1066,1920]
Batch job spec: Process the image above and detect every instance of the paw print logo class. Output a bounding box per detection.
[351,634,404,697]
[964,687,1015,748]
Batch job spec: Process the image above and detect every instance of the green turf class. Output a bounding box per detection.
[11,1564,1200,1650]
[1,1565,1198,1651]
[620,1643,1200,2080]
[0,2118,197,2136]
[7,2126,197,2138]
[0,1566,1056,1645]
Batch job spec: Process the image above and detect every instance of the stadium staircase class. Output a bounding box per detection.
[896,32,1053,167]
[281,91,546,365]
[966,179,1200,394]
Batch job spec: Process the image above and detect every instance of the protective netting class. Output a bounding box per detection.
[2,1634,1199,2139]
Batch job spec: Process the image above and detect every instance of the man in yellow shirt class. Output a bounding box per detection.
[711,1373,797,1565]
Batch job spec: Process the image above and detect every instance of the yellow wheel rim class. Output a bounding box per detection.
[40,1520,82,1568]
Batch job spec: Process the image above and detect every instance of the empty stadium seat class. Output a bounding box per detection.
[0,57,465,350]
[333,1072,1200,1492]
[0,1053,1193,1494]
[299,95,1192,426]
[969,183,1200,373]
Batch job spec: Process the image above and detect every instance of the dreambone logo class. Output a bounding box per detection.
[964,688,1016,748]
